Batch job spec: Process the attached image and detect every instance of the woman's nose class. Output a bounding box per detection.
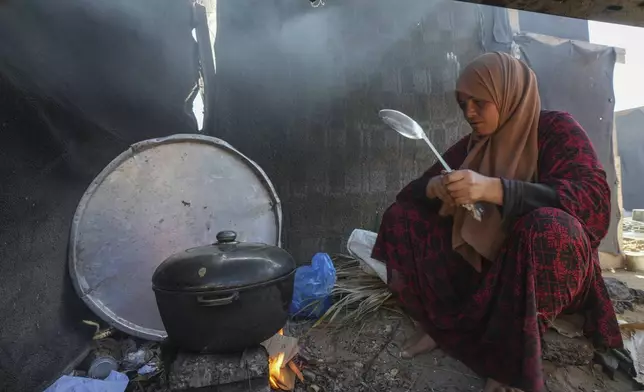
[464,100,477,118]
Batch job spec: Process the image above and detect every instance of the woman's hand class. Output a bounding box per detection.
[426,175,455,206]
[443,170,503,205]
[427,175,457,217]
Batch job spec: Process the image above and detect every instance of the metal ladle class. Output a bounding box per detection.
[378,109,484,221]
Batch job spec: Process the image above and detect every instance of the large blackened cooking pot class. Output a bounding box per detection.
[152,230,296,353]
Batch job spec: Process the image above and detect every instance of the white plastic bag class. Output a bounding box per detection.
[347,229,387,284]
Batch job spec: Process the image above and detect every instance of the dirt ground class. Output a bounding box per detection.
[286,311,637,392]
[118,269,644,392]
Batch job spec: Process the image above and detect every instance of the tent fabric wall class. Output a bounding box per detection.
[518,11,589,41]
[615,108,644,211]
[481,8,619,254]
[0,1,198,391]
[515,35,620,254]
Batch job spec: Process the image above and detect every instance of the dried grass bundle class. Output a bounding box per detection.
[313,254,399,329]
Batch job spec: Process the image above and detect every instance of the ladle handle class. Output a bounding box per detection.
[422,137,452,172]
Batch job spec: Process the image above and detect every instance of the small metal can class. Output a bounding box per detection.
[88,355,118,379]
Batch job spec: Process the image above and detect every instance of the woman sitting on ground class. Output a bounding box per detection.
[372,52,622,392]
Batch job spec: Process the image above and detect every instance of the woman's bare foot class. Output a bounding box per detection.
[484,378,523,392]
[400,332,437,359]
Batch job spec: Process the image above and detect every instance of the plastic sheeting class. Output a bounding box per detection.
[347,229,387,283]
[515,34,621,254]
[44,371,128,392]
[0,1,199,391]
[615,108,644,212]
[482,10,621,254]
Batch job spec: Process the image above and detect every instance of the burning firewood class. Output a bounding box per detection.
[263,329,301,390]
[269,357,296,390]
[270,359,306,390]
[288,361,304,383]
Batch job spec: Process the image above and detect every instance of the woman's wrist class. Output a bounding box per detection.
[426,176,438,199]
[482,177,503,205]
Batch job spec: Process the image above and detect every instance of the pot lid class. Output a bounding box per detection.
[152,230,295,292]
[69,134,282,341]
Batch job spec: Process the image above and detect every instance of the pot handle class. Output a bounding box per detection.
[196,292,240,307]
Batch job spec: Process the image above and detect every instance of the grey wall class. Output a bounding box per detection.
[212,0,617,258]
[615,108,644,211]
[0,1,197,391]
[212,0,488,262]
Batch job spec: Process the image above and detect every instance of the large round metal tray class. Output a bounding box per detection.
[69,134,282,341]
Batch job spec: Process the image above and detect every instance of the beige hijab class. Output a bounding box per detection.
[452,52,541,272]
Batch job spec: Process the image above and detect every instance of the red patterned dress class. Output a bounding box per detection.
[372,111,622,391]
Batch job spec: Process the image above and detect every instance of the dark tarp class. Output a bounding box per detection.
[481,10,619,253]
[615,108,644,211]
[480,6,514,53]
[518,11,589,42]
[514,34,620,254]
[0,1,198,391]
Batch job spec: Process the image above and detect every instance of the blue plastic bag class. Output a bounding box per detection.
[289,253,336,319]
[44,371,128,392]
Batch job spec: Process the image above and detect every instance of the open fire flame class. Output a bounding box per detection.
[269,329,286,390]
[268,329,303,390]
[269,351,286,389]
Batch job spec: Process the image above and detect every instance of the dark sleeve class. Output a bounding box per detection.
[409,179,442,208]
[499,179,561,219]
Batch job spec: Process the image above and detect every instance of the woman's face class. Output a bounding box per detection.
[456,92,499,136]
